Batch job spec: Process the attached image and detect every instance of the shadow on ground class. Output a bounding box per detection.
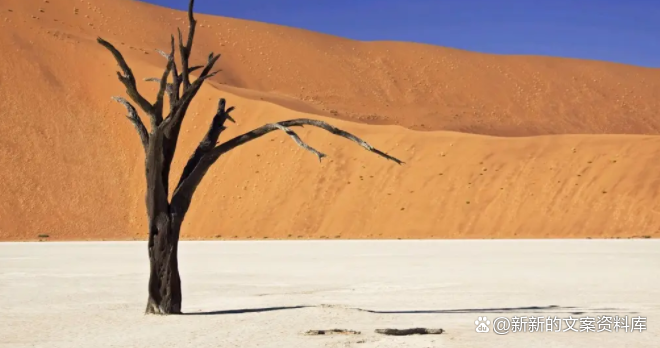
[350,305,636,315]
[183,304,635,316]
[183,306,310,316]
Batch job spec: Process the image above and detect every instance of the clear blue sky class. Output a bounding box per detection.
[142,0,659,67]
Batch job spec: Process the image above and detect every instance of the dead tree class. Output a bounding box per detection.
[98,0,402,315]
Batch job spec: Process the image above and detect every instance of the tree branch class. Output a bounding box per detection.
[155,49,170,59]
[147,67,209,116]
[150,66,202,84]
[170,118,402,217]
[150,67,202,85]
[97,37,156,123]
[178,54,221,103]
[141,0,201,201]
[186,0,196,50]
[270,123,326,161]
[174,98,235,191]
[144,77,177,96]
[159,53,221,133]
[213,119,403,165]
[178,0,197,91]
[112,96,149,153]
[188,65,204,74]
[152,36,176,126]
[169,71,180,116]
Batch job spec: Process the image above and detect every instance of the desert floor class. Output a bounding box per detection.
[1,240,658,347]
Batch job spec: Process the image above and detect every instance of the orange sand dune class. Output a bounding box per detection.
[1,0,659,241]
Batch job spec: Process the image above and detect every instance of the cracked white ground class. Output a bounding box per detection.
[1,240,658,347]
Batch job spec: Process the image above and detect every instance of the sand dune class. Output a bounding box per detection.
[1,0,659,241]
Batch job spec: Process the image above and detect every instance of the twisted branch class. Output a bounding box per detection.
[111,96,149,152]
[178,0,197,91]
[212,119,403,164]
[97,37,156,125]
[175,98,235,191]
[170,118,402,215]
[160,53,221,132]
[152,36,176,127]
[271,123,326,162]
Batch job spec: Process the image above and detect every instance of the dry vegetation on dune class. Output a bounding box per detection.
[1,0,659,241]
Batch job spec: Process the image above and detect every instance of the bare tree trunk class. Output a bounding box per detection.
[143,134,183,315]
[145,218,182,315]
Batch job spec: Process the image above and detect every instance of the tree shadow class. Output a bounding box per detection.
[182,305,310,316]
[181,304,635,316]
[353,305,636,315]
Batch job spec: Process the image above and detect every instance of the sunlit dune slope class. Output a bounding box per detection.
[1,0,659,241]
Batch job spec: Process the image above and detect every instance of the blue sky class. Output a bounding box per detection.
[143,0,659,67]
